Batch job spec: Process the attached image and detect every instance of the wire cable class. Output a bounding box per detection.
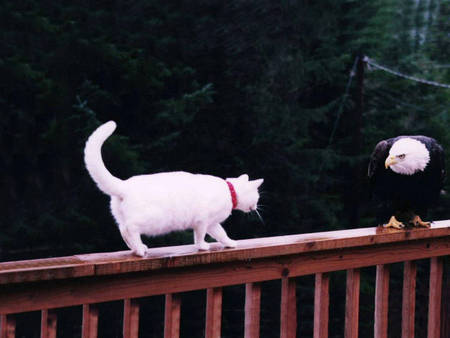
[364,56,450,89]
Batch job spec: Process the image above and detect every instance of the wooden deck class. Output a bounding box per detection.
[0,220,449,337]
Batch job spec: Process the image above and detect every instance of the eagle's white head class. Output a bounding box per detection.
[385,138,430,175]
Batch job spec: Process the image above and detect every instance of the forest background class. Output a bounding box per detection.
[1,0,449,337]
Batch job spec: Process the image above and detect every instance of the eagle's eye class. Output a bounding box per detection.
[397,154,406,159]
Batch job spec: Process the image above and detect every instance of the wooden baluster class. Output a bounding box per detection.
[123,299,140,338]
[245,282,261,338]
[374,264,390,338]
[82,304,98,338]
[402,261,416,338]
[314,273,329,338]
[427,257,443,338]
[280,277,297,338]
[205,287,222,338]
[0,314,15,338]
[345,269,360,338]
[41,309,57,338]
[164,294,181,338]
[440,260,449,338]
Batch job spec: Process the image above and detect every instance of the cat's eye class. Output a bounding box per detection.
[398,154,406,159]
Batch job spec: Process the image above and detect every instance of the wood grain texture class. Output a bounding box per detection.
[314,273,330,338]
[401,261,416,338]
[427,257,443,338]
[374,265,390,338]
[164,294,180,338]
[0,237,448,315]
[244,282,261,338]
[440,261,449,338]
[82,304,98,338]
[0,225,448,338]
[205,288,222,338]
[123,299,139,338]
[41,309,57,338]
[280,277,297,338]
[1,222,448,285]
[0,314,15,338]
[344,269,360,338]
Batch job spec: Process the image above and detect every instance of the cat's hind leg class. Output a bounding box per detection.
[111,197,134,251]
[123,222,148,257]
[111,198,148,256]
[207,223,237,248]
[118,225,133,251]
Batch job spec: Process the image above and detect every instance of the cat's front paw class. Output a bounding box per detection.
[133,244,149,257]
[223,239,237,248]
[197,242,210,251]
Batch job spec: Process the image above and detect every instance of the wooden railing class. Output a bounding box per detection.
[0,221,449,338]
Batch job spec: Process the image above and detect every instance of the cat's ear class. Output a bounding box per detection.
[238,174,249,181]
[251,178,264,189]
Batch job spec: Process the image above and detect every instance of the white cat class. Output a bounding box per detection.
[84,121,263,256]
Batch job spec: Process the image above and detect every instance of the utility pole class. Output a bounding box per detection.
[348,54,365,227]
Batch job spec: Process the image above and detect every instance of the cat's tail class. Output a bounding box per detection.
[84,121,124,197]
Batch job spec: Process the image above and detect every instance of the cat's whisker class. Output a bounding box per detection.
[255,205,267,213]
[254,209,265,225]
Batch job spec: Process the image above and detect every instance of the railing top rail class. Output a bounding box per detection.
[0,220,449,285]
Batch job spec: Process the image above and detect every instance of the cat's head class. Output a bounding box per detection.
[227,174,263,212]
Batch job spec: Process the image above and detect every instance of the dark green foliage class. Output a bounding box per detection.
[1,0,449,336]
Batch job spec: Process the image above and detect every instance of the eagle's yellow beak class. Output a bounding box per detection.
[385,155,397,169]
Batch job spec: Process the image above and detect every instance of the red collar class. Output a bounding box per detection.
[226,181,238,209]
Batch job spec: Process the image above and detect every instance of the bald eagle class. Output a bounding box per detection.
[368,136,445,229]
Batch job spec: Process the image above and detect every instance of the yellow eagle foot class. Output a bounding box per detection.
[384,216,404,229]
[410,215,431,228]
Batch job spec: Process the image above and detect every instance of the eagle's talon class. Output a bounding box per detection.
[411,215,431,228]
[384,216,404,229]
